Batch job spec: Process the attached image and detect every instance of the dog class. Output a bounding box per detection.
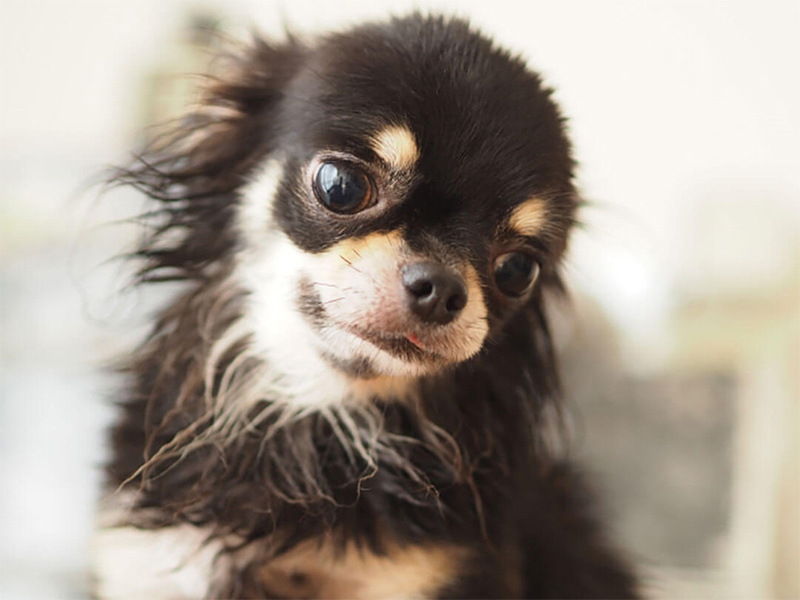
[92,14,639,599]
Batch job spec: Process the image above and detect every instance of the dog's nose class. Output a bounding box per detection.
[402,262,467,325]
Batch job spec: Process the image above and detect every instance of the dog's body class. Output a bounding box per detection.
[94,15,638,598]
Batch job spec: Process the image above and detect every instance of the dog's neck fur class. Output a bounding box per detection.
[108,264,560,551]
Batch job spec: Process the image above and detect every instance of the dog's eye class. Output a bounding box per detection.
[313,162,374,214]
[493,251,540,297]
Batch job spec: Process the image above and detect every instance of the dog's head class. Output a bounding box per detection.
[129,15,577,406]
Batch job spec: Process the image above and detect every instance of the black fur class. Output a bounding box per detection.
[103,14,639,599]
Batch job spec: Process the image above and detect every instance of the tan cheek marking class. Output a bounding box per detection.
[310,230,406,324]
[440,262,489,362]
[317,230,405,275]
[461,263,489,324]
[258,536,469,598]
[508,198,548,237]
[370,124,419,170]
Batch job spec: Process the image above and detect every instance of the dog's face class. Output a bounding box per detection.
[197,18,576,403]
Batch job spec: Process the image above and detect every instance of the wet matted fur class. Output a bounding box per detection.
[94,14,640,599]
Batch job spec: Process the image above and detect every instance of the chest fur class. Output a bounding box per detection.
[92,520,468,599]
[252,537,468,599]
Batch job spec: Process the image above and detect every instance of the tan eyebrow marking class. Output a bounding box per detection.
[370,124,419,170]
[507,198,548,237]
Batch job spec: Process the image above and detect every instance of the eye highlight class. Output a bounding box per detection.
[312,161,374,214]
[493,251,540,297]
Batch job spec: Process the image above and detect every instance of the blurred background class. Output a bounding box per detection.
[1,0,797,598]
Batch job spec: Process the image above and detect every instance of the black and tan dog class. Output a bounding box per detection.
[93,14,639,599]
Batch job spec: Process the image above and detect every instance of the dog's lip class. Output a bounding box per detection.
[342,324,442,362]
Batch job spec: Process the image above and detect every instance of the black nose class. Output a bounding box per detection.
[402,262,468,325]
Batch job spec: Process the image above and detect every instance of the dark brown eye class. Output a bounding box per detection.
[493,251,540,297]
[313,162,374,214]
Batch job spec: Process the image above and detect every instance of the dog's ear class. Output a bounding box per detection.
[113,36,306,282]
[141,35,305,194]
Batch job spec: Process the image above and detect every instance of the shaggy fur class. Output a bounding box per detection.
[96,14,639,599]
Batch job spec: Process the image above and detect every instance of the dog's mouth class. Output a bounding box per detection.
[343,324,444,364]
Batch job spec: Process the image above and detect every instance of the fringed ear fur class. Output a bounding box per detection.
[111,35,306,283]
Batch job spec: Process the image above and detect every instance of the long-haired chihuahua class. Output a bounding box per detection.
[92,14,639,599]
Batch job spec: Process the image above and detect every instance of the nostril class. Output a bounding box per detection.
[445,291,467,313]
[408,279,434,298]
